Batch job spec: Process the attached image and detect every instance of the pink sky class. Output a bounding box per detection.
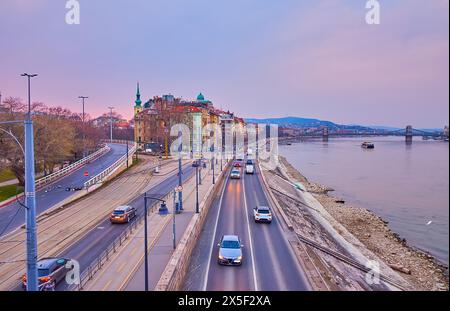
[0,0,448,128]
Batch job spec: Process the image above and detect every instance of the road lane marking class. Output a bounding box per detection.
[242,171,259,291]
[116,262,126,273]
[102,279,112,291]
[130,245,138,256]
[202,172,230,291]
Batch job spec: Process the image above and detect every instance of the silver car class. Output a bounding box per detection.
[217,235,243,266]
[230,169,241,179]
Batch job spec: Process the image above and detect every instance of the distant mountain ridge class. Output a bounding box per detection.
[244,117,443,132]
[244,116,370,131]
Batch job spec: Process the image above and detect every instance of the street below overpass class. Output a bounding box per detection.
[183,162,310,291]
[0,144,127,237]
[56,163,195,291]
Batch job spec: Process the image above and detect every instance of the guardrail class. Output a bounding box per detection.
[83,143,137,190]
[35,145,110,189]
[100,139,134,145]
[68,188,173,291]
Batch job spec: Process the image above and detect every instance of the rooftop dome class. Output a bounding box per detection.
[197,93,205,101]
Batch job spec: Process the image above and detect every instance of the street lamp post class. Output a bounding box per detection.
[211,144,215,185]
[143,194,168,291]
[21,73,38,292]
[177,131,183,211]
[126,142,129,168]
[78,96,88,158]
[195,165,199,214]
[173,190,177,249]
[108,107,114,143]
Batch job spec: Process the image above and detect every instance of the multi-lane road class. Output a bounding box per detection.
[56,163,195,291]
[0,144,127,237]
[183,161,310,291]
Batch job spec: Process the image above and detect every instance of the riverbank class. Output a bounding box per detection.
[279,156,449,291]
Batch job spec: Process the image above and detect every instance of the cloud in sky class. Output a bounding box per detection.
[0,0,448,128]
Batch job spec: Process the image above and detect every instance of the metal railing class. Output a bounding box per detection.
[35,145,110,189]
[68,190,173,291]
[100,139,134,145]
[83,143,137,189]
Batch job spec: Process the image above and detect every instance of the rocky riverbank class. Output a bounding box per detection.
[279,156,449,291]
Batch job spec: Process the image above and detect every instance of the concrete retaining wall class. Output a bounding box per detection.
[155,163,230,291]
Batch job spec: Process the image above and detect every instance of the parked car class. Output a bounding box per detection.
[230,169,241,179]
[253,206,272,223]
[110,205,137,224]
[22,257,72,290]
[217,235,243,266]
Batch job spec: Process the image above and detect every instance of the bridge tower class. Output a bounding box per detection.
[405,125,413,143]
[322,126,329,142]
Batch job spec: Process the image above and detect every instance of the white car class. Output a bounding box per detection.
[230,169,241,179]
[253,206,272,223]
[245,164,254,174]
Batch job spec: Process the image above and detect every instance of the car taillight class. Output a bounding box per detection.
[256,213,260,217]
[39,276,51,283]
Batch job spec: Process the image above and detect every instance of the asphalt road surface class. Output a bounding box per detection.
[0,144,127,237]
[183,162,310,291]
[56,163,195,291]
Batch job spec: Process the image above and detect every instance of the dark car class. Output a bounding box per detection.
[22,257,72,290]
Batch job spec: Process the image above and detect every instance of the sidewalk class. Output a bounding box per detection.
[83,160,226,291]
[0,179,18,187]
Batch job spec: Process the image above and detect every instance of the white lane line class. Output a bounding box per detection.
[202,172,230,291]
[242,171,259,291]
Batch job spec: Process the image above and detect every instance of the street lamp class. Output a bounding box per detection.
[195,164,199,214]
[108,106,114,143]
[211,144,215,185]
[20,73,38,292]
[143,194,168,291]
[78,96,88,158]
[177,131,183,211]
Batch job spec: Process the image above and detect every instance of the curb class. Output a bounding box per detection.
[257,160,294,231]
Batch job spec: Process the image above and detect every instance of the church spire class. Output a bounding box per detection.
[135,82,142,107]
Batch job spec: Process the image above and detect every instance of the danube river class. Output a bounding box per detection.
[279,136,449,264]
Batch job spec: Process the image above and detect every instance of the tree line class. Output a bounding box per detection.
[0,97,131,186]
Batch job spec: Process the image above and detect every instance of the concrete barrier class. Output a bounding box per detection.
[155,162,230,291]
[258,160,294,231]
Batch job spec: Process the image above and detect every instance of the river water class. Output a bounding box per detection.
[279,136,449,264]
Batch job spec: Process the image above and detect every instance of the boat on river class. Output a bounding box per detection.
[361,142,375,149]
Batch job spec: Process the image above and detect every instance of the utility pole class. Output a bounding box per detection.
[178,131,183,211]
[78,96,88,158]
[21,73,38,292]
[108,107,114,143]
[196,164,199,213]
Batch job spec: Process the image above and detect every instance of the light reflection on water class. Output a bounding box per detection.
[279,136,449,264]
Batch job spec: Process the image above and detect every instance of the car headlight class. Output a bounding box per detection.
[235,256,242,261]
[219,255,224,260]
